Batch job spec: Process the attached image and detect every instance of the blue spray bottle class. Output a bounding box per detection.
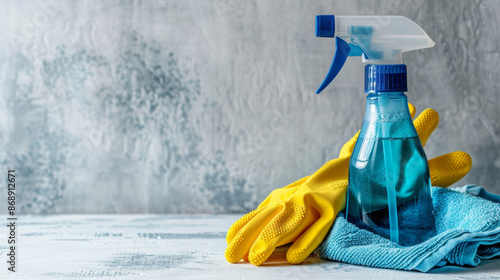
[316,15,436,245]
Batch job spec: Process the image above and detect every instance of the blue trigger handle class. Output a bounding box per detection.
[316,37,351,94]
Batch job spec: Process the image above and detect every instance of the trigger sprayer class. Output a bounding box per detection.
[315,15,436,245]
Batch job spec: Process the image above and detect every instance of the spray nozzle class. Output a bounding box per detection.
[315,15,435,94]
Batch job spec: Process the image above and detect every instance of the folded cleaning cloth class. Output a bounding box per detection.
[314,186,500,272]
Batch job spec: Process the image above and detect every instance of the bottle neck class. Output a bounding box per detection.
[362,91,417,138]
[365,91,409,116]
[366,91,406,97]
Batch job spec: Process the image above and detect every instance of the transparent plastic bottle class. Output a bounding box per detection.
[345,90,436,246]
[313,14,437,246]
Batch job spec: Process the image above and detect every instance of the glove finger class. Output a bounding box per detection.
[225,205,282,263]
[339,103,415,158]
[409,103,416,119]
[413,108,439,147]
[248,203,308,266]
[226,207,266,244]
[429,151,472,187]
[286,180,347,264]
[286,214,334,264]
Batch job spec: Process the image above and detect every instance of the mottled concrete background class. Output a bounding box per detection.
[0,0,499,214]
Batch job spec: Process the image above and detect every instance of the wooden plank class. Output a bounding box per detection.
[0,215,498,279]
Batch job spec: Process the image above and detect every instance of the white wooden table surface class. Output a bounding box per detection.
[0,215,499,279]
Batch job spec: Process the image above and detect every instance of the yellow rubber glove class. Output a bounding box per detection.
[225,158,349,265]
[225,105,472,266]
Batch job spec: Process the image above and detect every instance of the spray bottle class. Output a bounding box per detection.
[316,15,436,245]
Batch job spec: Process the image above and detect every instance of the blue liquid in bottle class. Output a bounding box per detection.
[345,91,436,246]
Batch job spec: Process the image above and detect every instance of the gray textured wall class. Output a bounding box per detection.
[1,0,499,214]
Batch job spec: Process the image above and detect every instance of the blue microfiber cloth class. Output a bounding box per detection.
[314,186,500,272]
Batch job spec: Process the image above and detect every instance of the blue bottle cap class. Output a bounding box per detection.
[365,64,408,92]
[316,15,335,37]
